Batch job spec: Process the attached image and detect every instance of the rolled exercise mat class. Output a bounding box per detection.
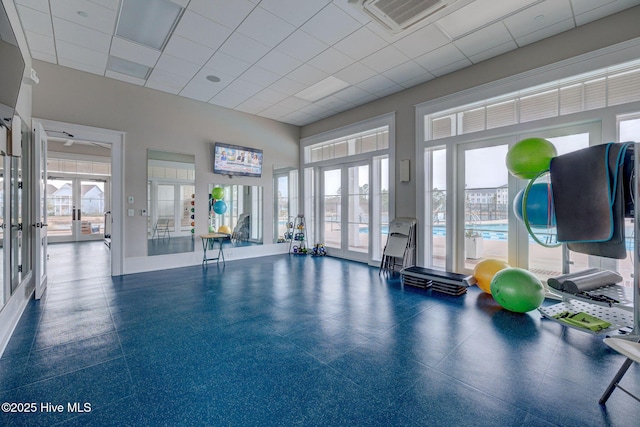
[547,269,623,294]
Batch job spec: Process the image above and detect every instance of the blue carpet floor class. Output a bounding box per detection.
[1,242,639,426]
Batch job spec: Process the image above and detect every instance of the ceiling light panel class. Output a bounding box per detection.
[116,0,183,50]
[295,76,351,102]
[107,55,151,79]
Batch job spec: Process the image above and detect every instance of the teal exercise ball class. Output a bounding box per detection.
[211,186,225,200]
[513,183,556,228]
[490,268,545,313]
[213,200,227,215]
[506,138,557,179]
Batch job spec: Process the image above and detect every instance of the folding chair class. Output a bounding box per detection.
[599,337,640,404]
[380,218,416,274]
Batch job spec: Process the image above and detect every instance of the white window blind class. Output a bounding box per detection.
[461,107,485,134]
[608,69,640,106]
[487,100,517,129]
[560,84,583,115]
[520,90,558,123]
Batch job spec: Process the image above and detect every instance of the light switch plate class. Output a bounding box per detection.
[128,209,134,217]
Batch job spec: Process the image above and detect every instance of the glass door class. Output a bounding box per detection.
[320,162,371,262]
[321,168,342,254]
[458,140,511,273]
[47,177,106,242]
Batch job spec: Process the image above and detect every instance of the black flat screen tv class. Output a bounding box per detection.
[213,142,263,178]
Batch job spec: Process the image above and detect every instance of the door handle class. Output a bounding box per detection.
[78,209,81,221]
[72,207,76,221]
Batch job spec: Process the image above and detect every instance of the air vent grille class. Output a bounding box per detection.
[356,0,454,33]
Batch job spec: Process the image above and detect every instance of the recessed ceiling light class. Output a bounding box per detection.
[116,0,183,50]
[534,14,545,23]
[206,75,221,83]
[107,55,151,79]
[295,76,350,103]
[77,11,88,18]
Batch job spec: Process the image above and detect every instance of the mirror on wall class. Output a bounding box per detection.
[208,183,263,246]
[147,150,195,256]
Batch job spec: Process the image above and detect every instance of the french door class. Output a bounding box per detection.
[320,161,370,262]
[47,177,108,243]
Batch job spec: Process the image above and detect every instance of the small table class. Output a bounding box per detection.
[200,233,230,265]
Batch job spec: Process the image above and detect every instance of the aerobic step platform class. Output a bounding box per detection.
[401,266,476,296]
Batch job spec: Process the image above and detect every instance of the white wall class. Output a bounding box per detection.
[300,6,640,221]
[31,61,300,271]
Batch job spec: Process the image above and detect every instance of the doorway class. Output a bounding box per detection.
[33,118,125,279]
[47,177,109,243]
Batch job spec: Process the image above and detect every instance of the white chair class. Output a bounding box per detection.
[380,218,416,273]
[599,337,640,404]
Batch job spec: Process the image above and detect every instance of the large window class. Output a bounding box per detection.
[418,56,640,286]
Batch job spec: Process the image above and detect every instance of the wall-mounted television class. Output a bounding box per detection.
[213,142,263,178]
[0,1,26,130]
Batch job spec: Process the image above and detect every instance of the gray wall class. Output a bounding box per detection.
[32,61,300,258]
[300,6,640,220]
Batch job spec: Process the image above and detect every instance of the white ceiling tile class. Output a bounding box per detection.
[52,17,111,53]
[219,32,271,64]
[286,64,328,86]
[514,18,575,47]
[146,69,190,94]
[374,84,405,97]
[361,45,410,73]
[276,30,328,63]
[204,52,252,78]
[333,26,387,61]
[56,39,108,69]
[173,10,232,50]
[332,0,372,25]
[210,89,250,109]
[334,62,377,85]
[236,97,272,114]
[225,78,266,97]
[15,0,50,14]
[110,37,161,68]
[281,96,312,110]
[400,73,436,88]
[169,0,190,8]
[187,0,256,30]
[259,0,330,26]
[50,0,117,35]
[89,0,120,11]
[105,70,146,86]
[237,7,296,47]
[467,40,517,63]
[453,23,513,58]
[436,0,539,39]
[431,57,473,77]
[240,66,282,87]
[383,61,430,85]
[313,95,354,112]
[415,44,467,73]
[301,3,361,45]
[307,48,353,75]
[24,30,55,55]
[256,50,302,76]
[504,0,573,39]
[393,24,451,58]
[163,35,215,66]
[356,74,397,93]
[334,85,372,103]
[58,56,105,75]
[154,54,201,79]
[179,70,226,102]
[261,104,292,118]
[31,50,57,63]
[570,0,617,16]
[269,78,307,96]
[252,88,289,104]
[16,5,53,37]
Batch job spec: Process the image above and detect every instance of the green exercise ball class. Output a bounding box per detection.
[490,268,545,313]
[505,138,557,179]
[211,186,224,200]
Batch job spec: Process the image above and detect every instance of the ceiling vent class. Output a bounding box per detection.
[349,0,456,33]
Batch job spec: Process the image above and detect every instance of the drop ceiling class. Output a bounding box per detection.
[14,0,640,126]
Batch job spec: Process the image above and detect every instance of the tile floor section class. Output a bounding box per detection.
[1,241,639,426]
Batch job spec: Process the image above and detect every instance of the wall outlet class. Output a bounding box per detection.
[141,209,147,216]
[128,196,134,203]
[128,208,134,217]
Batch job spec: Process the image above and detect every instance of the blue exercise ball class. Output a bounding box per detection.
[513,182,556,228]
[213,200,227,215]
